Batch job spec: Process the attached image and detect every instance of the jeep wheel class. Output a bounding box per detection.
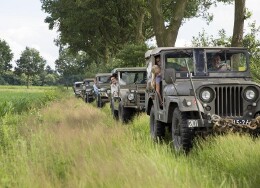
[118,102,132,123]
[110,99,118,120]
[172,108,193,153]
[85,94,90,103]
[96,94,103,108]
[150,105,165,141]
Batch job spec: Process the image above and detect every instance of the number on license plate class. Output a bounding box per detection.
[188,120,199,127]
[233,119,250,125]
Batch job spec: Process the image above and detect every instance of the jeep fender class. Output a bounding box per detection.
[168,96,204,112]
[165,96,205,123]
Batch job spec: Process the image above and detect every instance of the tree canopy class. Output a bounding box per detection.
[0,39,13,73]
[15,47,46,88]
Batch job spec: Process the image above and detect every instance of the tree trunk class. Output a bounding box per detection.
[231,0,246,47]
[27,74,30,89]
[150,0,188,47]
[135,12,145,43]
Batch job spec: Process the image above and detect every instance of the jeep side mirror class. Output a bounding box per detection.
[164,68,176,84]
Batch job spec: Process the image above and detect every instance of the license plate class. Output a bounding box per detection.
[188,120,199,127]
[233,119,251,125]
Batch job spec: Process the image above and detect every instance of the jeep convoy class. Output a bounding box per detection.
[145,47,260,152]
[73,47,260,152]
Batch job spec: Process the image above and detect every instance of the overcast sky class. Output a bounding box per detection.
[0,0,260,69]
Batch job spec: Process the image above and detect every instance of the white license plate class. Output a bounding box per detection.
[188,120,199,127]
[233,119,250,125]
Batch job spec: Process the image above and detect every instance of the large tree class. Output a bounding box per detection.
[150,0,235,47]
[0,39,13,73]
[15,47,46,88]
[41,0,148,64]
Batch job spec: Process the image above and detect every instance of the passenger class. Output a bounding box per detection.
[155,56,161,67]
[110,73,119,97]
[93,78,99,95]
[151,65,163,107]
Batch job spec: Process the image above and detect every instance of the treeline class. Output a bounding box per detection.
[1,0,260,87]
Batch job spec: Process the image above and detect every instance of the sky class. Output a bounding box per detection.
[0,0,260,70]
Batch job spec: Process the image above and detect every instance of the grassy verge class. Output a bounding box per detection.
[0,93,260,187]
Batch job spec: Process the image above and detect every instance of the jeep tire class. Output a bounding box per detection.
[118,102,132,123]
[96,94,103,108]
[171,108,193,153]
[110,99,118,120]
[84,94,89,103]
[150,105,165,141]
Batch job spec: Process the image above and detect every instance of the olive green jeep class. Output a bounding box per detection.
[95,73,112,108]
[81,78,95,103]
[110,67,147,123]
[73,81,83,97]
[145,47,260,152]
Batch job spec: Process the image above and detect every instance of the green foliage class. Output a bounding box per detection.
[115,43,148,67]
[15,47,46,88]
[55,49,89,77]
[41,0,147,62]
[0,88,62,118]
[0,39,13,73]
[0,86,65,154]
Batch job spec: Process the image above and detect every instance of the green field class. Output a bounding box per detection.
[0,86,259,187]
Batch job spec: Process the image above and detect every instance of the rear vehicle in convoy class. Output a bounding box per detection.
[73,81,83,97]
[95,73,112,108]
[81,78,95,103]
[145,47,260,152]
[110,67,147,123]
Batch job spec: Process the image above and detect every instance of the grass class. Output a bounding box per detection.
[0,88,260,187]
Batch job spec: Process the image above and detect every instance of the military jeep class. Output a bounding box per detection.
[110,67,147,123]
[81,78,95,103]
[95,73,112,108]
[145,47,260,152]
[73,81,83,97]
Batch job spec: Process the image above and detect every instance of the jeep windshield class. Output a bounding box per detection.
[119,71,146,85]
[164,49,249,77]
[98,76,110,84]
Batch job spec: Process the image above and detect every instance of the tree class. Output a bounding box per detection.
[15,47,46,88]
[41,0,148,64]
[55,48,90,86]
[150,0,235,47]
[0,39,13,73]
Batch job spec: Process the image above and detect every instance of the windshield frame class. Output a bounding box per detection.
[162,48,251,79]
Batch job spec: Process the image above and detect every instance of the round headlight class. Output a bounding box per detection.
[100,88,106,92]
[245,90,255,100]
[199,87,214,102]
[127,93,135,101]
[244,86,259,101]
[201,91,211,101]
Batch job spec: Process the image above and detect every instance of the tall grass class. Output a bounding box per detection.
[0,92,260,187]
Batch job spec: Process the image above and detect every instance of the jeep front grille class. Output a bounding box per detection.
[214,86,243,117]
[138,93,145,103]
